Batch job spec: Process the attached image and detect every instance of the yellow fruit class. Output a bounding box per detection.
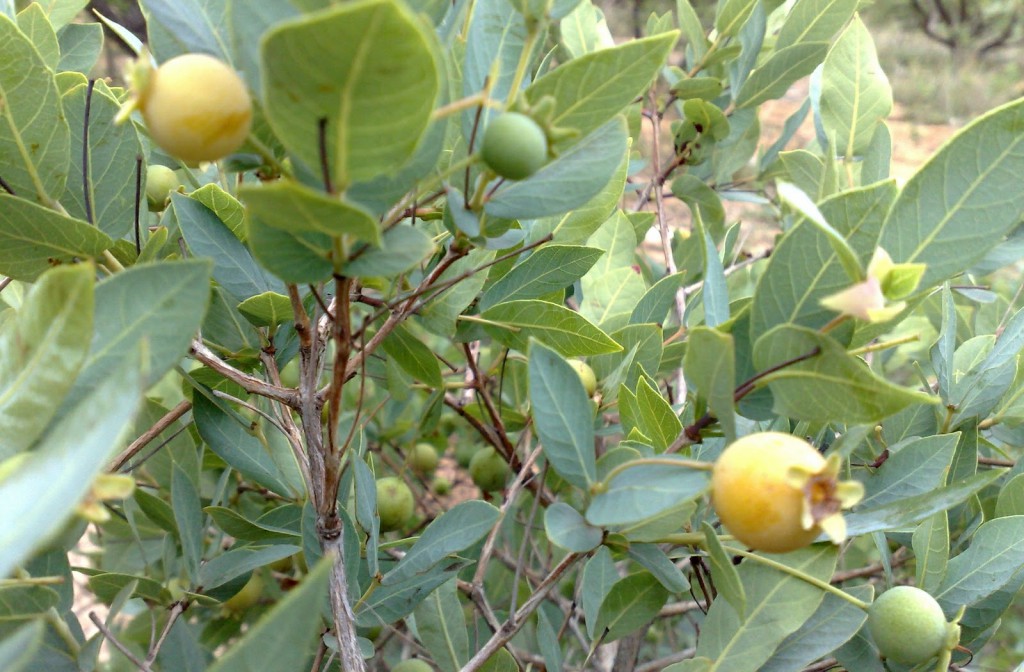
[221,572,264,615]
[140,54,252,163]
[711,432,828,553]
[567,359,597,396]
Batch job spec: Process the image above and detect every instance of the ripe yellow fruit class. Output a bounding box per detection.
[712,432,831,553]
[139,54,252,163]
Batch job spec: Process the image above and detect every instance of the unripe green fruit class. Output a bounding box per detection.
[867,586,949,665]
[145,165,179,211]
[408,442,439,475]
[455,442,480,469]
[481,112,548,180]
[391,660,432,672]
[567,359,597,396]
[140,53,252,163]
[375,476,414,532]
[469,447,510,492]
[432,476,452,496]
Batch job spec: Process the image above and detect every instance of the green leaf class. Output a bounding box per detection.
[139,0,230,63]
[581,546,616,637]
[239,180,380,245]
[340,224,435,279]
[190,184,246,240]
[671,175,725,235]
[207,557,332,672]
[844,470,1004,536]
[419,249,495,338]
[0,13,70,204]
[775,0,858,49]
[995,473,1024,518]
[759,584,873,672]
[56,22,103,73]
[245,215,334,284]
[480,245,604,311]
[590,323,663,397]
[593,573,669,642]
[775,181,863,284]
[735,42,827,110]
[60,80,143,238]
[859,435,958,508]
[951,306,1024,426]
[356,561,467,627]
[379,324,443,389]
[173,194,282,301]
[0,195,113,281]
[192,394,302,498]
[634,376,682,451]
[819,15,891,158]
[198,545,301,590]
[752,324,936,425]
[204,504,301,540]
[750,180,896,342]
[17,4,58,69]
[36,0,88,30]
[684,326,736,443]
[485,117,630,220]
[696,546,837,671]
[462,0,530,106]
[912,511,949,593]
[412,579,468,671]
[545,503,602,553]
[714,0,757,38]
[262,0,440,189]
[528,341,597,489]
[0,265,92,458]
[172,463,203,583]
[697,222,729,326]
[524,32,677,147]
[482,300,620,357]
[382,500,499,586]
[878,124,1024,289]
[84,571,167,604]
[628,543,689,593]
[0,621,44,672]
[236,292,292,328]
[586,456,709,526]
[935,515,1024,610]
[58,259,212,414]
[631,273,682,326]
[703,522,745,617]
[0,349,142,579]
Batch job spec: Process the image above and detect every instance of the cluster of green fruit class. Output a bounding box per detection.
[710,432,960,665]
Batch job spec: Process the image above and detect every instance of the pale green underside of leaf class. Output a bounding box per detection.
[261,0,440,187]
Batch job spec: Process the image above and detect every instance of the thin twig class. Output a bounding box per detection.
[90,612,153,672]
[110,400,192,471]
[145,601,186,665]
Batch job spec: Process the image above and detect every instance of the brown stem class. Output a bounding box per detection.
[110,400,192,471]
[90,612,153,672]
[189,340,298,407]
[461,552,583,672]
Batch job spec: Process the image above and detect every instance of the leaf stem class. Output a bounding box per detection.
[722,545,871,611]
